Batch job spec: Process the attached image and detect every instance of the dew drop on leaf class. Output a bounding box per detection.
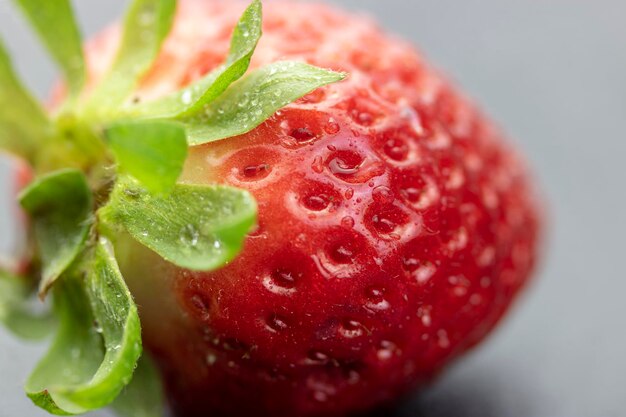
[180,224,200,247]
[181,90,193,105]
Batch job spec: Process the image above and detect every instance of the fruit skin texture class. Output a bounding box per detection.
[86,1,541,416]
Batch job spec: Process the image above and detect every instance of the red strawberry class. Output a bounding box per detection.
[14,1,540,416]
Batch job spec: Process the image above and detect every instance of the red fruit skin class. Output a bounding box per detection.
[88,2,542,416]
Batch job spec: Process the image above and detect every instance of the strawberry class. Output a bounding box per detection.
[79,2,542,416]
[0,1,541,417]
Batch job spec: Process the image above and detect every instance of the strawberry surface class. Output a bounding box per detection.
[83,1,542,416]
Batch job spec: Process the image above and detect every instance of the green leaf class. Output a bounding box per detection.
[26,239,142,415]
[85,0,177,113]
[25,275,102,416]
[0,37,51,161]
[0,271,55,341]
[105,121,187,194]
[111,354,164,417]
[182,61,346,145]
[12,0,85,97]
[99,177,257,271]
[19,169,93,298]
[132,0,262,119]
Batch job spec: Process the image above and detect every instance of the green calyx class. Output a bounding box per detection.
[0,1,347,416]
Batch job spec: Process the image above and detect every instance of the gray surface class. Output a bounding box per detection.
[1,0,625,416]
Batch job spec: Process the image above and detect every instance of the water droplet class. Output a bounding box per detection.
[324,119,340,134]
[339,319,365,338]
[477,246,496,267]
[365,286,390,311]
[469,294,483,306]
[354,111,374,126]
[341,216,355,228]
[412,263,437,284]
[346,369,361,384]
[383,138,409,161]
[306,350,330,364]
[180,224,199,247]
[372,186,394,204]
[417,306,432,327]
[447,227,468,252]
[366,287,384,300]
[437,330,450,349]
[377,340,398,361]
[313,391,329,402]
[448,275,470,297]
[266,313,289,332]
[181,90,192,105]
[290,127,315,143]
[93,320,103,334]
[206,354,217,366]
[445,168,465,189]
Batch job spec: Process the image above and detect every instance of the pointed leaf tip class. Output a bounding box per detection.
[130,0,263,119]
[85,0,177,114]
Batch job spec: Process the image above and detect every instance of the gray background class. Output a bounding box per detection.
[1,0,625,416]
